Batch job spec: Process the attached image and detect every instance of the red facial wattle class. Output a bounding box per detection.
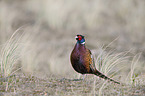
[77,36,82,41]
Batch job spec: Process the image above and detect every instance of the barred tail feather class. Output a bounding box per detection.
[94,70,120,84]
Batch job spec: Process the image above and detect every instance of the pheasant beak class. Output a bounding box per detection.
[75,36,78,40]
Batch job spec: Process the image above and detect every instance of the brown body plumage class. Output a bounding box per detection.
[70,35,120,84]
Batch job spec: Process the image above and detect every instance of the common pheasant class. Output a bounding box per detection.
[70,34,120,84]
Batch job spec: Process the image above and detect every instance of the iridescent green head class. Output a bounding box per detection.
[75,34,85,44]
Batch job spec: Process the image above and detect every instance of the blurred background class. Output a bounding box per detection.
[0,0,145,78]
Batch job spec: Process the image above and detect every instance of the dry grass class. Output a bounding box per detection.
[0,0,145,95]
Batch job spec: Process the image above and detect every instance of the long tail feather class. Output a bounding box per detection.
[94,70,120,84]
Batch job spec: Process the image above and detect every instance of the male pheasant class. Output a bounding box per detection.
[70,34,120,84]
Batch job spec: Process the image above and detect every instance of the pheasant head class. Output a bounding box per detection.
[75,35,85,44]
